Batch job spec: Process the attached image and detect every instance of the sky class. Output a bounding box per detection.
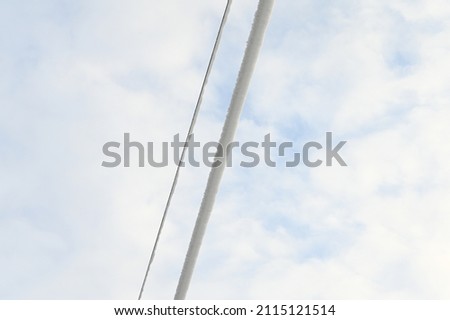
[1,0,450,299]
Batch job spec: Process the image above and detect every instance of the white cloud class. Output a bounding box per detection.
[1,0,450,299]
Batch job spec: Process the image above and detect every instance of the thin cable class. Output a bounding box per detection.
[138,0,233,300]
[174,0,275,300]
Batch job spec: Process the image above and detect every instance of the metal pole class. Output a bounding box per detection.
[174,0,275,300]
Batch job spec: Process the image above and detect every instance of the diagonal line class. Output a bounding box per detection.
[138,0,233,300]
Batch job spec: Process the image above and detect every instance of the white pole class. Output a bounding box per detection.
[174,0,275,300]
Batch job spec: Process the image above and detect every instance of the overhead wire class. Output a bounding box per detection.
[174,0,275,300]
[138,0,233,300]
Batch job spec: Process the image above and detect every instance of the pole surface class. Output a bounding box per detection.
[174,0,275,300]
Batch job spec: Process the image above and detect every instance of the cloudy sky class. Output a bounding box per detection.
[1,0,450,299]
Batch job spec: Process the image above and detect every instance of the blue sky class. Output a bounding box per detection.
[1,0,450,299]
